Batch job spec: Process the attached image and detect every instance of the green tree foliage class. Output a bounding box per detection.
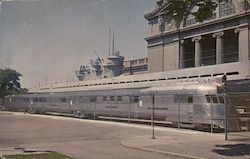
[166,0,230,24]
[0,68,22,98]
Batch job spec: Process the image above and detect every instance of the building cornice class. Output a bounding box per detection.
[145,12,250,41]
[144,0,172,20]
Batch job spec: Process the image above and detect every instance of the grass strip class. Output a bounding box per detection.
[3,152,75,159]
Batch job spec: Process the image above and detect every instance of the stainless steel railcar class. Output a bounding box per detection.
[3,82,236,129]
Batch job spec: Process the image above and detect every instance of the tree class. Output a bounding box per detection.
[0,68,22,98]
[166,0,230,25]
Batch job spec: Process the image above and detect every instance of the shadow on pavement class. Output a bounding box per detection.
[212,144,250,157]
[14,147,52,153]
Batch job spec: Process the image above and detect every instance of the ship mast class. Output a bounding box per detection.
[112,31,115,56]
[108,28,111,56]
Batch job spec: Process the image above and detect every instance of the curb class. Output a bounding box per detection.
[121,140,205,159]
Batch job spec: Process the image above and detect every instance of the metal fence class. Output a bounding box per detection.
[0,98,3,110]
[226,93,250,140]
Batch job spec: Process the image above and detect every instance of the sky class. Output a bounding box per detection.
[0,0,155,89]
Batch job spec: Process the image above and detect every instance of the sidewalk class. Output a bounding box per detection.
[121,130,250,159]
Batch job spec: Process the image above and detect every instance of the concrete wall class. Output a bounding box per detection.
[238,27,250,61]
[163,42,179,71]
[148,42,179,73]
[148,45,163,73]
[149,22,160,36]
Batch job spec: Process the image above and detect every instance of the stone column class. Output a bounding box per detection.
[192,36,202,67]
[235,27,249,61]
[179,40,185,69]
[213,32,224,64]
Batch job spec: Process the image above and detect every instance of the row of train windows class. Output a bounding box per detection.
[174,96,193,103]
[91,96,139,103]
[9,96,140,103]
[9,95,224,104]
[50,72,239,90]
[10,96,192,104]
[10,98,29,102]
[206,95,224,104]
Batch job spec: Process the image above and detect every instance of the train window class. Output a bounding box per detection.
[90,97,97,103]
[34,98,38,102]
[167,78,176,80]
[174,95,193,103]
[39,98,43,102]
[226,72,239,76]
[117,96,122,102]
[61,98,67,103]
[213,73,224,77]
[134,96,139,103]
[200,74,211,78]
[188,76,199,79]
[211,96,218,103]
[217,86,224,93]
[43,98,46,102]
[218,96,224,103]
[174,95,180,103]
[110,96,115,101]
[187,96,193,103]
[205,95,211,103]
[103,96,107,101]
[177,76,187,79]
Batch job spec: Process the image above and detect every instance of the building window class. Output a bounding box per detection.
[186,14,197,26]
[219,1,235,17]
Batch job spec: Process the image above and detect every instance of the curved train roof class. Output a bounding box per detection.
[29,60,248,93]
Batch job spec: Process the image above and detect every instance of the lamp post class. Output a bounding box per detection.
[151,93,156,139]
[219,75,228,140]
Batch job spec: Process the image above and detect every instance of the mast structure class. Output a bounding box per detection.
[112,31,115,56]
[108,28,111,56]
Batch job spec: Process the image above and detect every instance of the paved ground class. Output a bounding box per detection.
[0,112,249,159]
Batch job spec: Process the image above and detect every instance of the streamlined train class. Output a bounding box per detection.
[3,78,236,129]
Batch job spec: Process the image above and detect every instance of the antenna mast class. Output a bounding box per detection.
[112,31,115,56]
[108,28,111,56]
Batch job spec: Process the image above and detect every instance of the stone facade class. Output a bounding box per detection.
[145,0,250,73]
[123,57,148,75]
